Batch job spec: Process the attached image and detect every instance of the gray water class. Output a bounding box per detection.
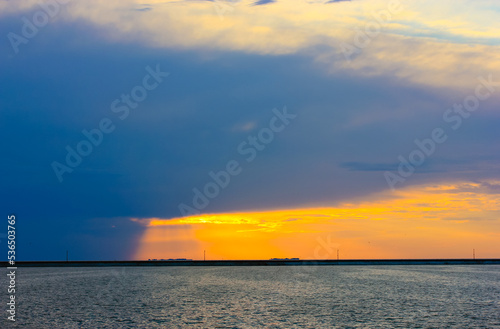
[2,265,499,328]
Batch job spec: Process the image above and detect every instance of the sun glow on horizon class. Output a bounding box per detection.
[133,180,500,261]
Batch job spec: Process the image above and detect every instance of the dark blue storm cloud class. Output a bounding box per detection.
[1,4,499,260]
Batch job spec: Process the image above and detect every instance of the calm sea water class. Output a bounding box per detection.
[2,265,499,328]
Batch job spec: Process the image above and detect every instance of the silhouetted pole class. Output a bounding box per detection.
[473,249,475,260]
[204,250,206,261]
[337,249,339,260]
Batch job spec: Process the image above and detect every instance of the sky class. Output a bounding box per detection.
[1,0,499,261]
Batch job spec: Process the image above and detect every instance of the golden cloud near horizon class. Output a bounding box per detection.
[132,180,500,260]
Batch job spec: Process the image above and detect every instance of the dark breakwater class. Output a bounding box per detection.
[2,259,499,267]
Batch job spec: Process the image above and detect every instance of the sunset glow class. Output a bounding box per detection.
[134,181,500,260]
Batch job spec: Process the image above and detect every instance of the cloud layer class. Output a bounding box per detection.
[1,0,499,260]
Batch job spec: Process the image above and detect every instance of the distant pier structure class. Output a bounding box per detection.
[148,258,193,261]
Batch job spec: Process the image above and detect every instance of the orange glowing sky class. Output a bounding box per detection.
[133,180,500,260]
